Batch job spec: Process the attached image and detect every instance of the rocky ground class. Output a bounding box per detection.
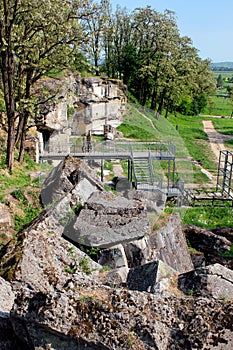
[0,157,232,350]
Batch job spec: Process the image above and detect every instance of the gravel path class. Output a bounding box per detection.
[202,120,232,160]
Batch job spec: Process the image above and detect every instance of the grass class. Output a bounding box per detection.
[117,106,156,140]
[0,152,52,235]
[166,205,233,228]
[203,95,233,116]
[168,114,217,172]
[212,118,233,136]
[221,244,233,257]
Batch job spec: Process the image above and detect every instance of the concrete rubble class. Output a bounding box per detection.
[0,156,232,349]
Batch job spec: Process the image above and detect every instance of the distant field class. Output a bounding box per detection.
[213,70,233,79]
[212,118,233,136]
[204,95,233,116]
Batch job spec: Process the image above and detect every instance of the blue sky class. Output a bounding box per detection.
[111,0,233,62]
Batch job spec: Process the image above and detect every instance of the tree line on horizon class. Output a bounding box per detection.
[0,0,216,171]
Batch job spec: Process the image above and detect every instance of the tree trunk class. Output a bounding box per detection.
[0,0,17,171]
[18,112,29,163]
[18,68,33,163]
[157,88,167,115]
[15,114,24,148]
[150,87,157,110]
[1,46,16,171]
[6,116,15,172]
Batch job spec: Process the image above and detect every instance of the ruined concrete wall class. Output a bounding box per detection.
[36,75,127,154]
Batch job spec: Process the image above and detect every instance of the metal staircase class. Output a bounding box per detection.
[131,147,159,190]
[133,158,153,187]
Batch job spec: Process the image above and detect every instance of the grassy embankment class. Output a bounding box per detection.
[0,150,51,244]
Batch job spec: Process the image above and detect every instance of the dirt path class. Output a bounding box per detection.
[202,120,232,160]
[134,108,156,130]
[112,160,124,177]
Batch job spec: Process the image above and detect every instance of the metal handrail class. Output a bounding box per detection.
[43,139,176,157]
[130,145,138,189]
[148,147,155,186]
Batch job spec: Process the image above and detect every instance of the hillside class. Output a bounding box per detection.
[211,61,233,70]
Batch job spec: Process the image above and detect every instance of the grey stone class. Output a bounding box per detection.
[178,263,233,298]
[123,189,167,216]
[35,194,73,235]
[150,213,194,274]
[124,236,151,267]
[66,191,150,248]
[0,229,102,294]
[40,156,104,206]
[113,177,132,192]
[98,244,128,269]
[0,203,14,228]
[104,267,129,286]
[184,224,233,269]
[0,277,14,317]
[184,224,232,256]
[127,260,178,293]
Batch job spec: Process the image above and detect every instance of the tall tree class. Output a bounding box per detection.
[0,0,87,170]
[80,0,111,75]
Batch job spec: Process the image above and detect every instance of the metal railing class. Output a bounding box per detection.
[42,139,176,158]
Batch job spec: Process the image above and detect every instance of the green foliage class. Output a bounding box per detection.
[78,295,94,303]
[117,122,155,139]
[167,205,233,228]
[86,247,100,258]
[67,106,75,119]
[186,239,199,254]
[11,189,27,205]
[177,93,207,116]
[0,95,6,112]
[212,118,233,136]
[221,244,233,257]
[104,161,113,171]
[203,95,233,116]
[65,265,76,274]
[120,160,128,176]
[73,202,82,215]
[1,0,87,170]
[0,154,7,169]
[103,184,118,194]
[14,204,41,231]
[119,44,139,85]
[0,151,50,237]
[101,265,112,272]
[168,114,217,172]
[117,105,157,139]
[0,171,30,193]
[79,258,92,275]
[67,246,75,255]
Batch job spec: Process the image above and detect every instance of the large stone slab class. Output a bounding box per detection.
[184,224,233,269]
[178,263,233,298]
[127,260,178,293]
[123,189,166,217]
[65,191,150,249]
[149,213,194,274]
[0,230,101,293]
[124,236,151,267]
[40,156,104,206]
